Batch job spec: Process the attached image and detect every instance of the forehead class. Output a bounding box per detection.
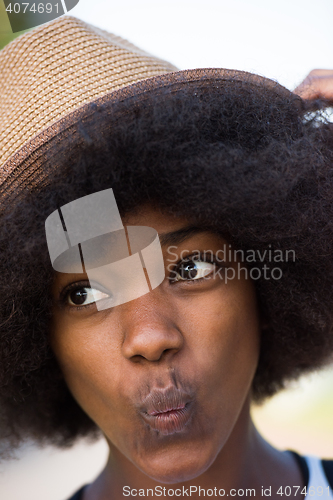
[122,205,229,249]
[121,204,191,233]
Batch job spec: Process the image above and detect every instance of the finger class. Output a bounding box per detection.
[293,71,333,100]
[302,69,333,76]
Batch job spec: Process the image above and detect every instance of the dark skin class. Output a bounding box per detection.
[51,205,305,500]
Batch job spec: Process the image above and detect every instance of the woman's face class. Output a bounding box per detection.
[51,205,261,483]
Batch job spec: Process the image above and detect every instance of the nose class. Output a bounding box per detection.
[120,294,183,362]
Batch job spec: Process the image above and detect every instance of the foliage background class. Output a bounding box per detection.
[0,1,34,49]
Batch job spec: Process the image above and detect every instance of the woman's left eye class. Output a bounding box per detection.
[67,287,110,307]
[172,259,217,282]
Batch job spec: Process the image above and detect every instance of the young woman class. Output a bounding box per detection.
[0,15,333,500]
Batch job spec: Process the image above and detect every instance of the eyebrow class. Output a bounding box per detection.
[158,225,209,247]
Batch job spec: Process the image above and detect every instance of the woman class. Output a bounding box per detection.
[0,15,333,500]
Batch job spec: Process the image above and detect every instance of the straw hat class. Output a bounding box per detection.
[0,15,297,208]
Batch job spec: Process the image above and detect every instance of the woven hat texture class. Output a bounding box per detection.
[0,15,177,179]
[0,15,300,209]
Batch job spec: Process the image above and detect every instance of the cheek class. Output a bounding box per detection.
[176,279,260,403]
[50,313,125,420]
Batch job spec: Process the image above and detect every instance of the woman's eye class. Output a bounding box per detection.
[172,259,216,281]
[67,287,109,307]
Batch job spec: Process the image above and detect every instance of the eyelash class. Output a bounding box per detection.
[58,253,222,311]
[58,281,94,311]
[168,252,222,285]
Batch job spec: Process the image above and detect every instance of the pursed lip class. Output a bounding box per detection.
[139,386,194,435]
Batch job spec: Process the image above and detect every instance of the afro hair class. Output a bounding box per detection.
[0,71,333,458]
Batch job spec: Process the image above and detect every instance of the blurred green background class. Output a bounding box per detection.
[0,1,33,49]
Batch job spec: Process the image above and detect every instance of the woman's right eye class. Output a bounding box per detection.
[67,287,110,307]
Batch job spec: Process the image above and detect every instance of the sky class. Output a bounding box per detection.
[70,0,333,91]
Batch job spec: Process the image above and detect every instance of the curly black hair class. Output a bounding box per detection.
[1,72,333,459]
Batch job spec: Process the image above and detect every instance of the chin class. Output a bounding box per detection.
[137,447,218,484]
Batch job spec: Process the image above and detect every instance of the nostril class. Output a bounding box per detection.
[130,354,146,363]
[129,347,180,364]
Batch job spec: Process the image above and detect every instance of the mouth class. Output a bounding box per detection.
[139,386,194,436]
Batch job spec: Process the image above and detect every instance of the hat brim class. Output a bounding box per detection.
[0,67,302,210]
